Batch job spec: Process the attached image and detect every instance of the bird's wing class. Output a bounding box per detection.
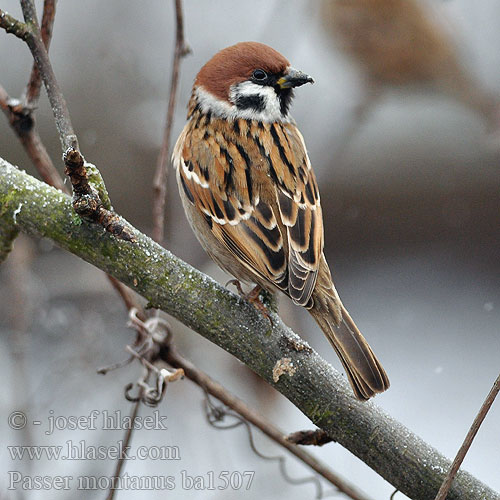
[269,122,323,306]
[174,118,323,303]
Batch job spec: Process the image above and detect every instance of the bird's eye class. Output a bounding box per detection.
[252,69,267,81]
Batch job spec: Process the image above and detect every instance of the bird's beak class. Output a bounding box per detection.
[277,68,314,89]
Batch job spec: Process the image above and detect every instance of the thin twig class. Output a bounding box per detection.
[1,2,61,191]
[107,275,144,319]
[106,398,141,500]
[106,5,190,496]
[434,372,500,500]
[165,344,372,500]
[19,0,78,150]
[0,84,66,192]
[18,128,65,190]
[152,0,190,243]
[0,9,30,39]
[24,0,56,105]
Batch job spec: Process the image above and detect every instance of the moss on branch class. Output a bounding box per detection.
[0,203,19,263]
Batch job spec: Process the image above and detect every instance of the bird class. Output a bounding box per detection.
[172,41,389,400]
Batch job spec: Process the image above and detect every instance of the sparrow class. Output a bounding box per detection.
[173,41,389,400]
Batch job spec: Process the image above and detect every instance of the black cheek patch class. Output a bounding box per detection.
[234,94,266,113]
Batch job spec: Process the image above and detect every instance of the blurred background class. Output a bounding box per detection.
[1,0,500,498]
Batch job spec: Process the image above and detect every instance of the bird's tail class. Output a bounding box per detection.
[309,302,390,400]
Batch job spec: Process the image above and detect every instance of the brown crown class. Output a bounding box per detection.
[195,42,290,102]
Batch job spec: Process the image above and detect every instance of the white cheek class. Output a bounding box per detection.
[194,86,235,119]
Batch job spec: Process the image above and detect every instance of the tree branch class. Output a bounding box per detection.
[435,372,500,500]
[63,148,134,241]
[1,158,498,500]
[107,398,142,500]
[0,3,64,191]
[23,0,56,105]
[0,84,66,192]
[18,0,77,150]
[152,0,190,243]
[0,9,30,39]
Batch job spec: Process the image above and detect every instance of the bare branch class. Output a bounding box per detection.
[0,9,30,39]
[1,3,62,192]
[19,0,77,151]
[24,0,56,105]
[108,275,143,316]
[152,0,190,243]
[0,84,66,192]
[1,3,67,189]
[106,399,141,500]
[435,372,500,500]
[4,2,128,238]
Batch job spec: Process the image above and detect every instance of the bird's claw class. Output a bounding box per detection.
[226,281,273,326]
